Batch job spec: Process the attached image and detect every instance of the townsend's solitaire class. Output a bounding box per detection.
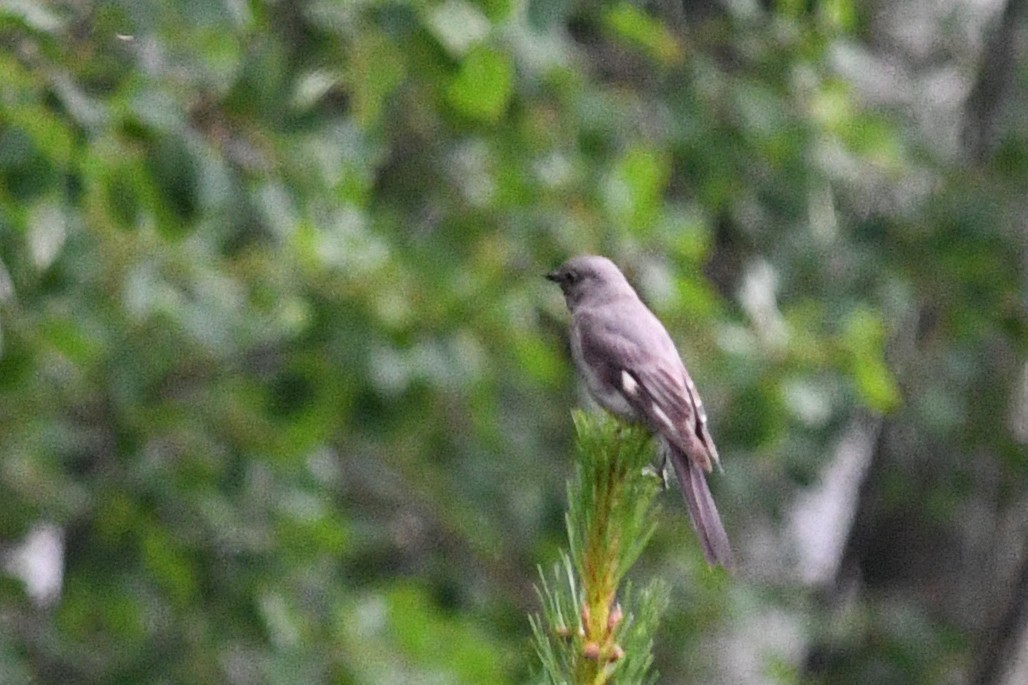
[547,255,732,568]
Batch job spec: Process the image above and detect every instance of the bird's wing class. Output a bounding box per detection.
[577,311,716,472]
[683,366,721,470]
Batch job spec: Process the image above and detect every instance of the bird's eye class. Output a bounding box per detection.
[566,270,580,284]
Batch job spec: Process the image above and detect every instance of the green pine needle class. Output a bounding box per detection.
[531,411,669,685]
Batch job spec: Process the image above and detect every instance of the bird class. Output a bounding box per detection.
[546,255,732,568]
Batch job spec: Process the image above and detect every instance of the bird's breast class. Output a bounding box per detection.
[570,324,638,420]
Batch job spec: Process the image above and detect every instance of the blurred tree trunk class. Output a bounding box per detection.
[964,3,1028,683]
[962,0,1028,162]
[973,554,1028,685]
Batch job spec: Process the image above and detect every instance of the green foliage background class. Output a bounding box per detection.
[0,0,1025,683]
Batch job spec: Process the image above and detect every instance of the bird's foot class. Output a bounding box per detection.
[641,463,670,490]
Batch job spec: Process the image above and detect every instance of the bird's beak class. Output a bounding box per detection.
[545,270,560,282]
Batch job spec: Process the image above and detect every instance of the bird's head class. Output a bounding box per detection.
[545,255,633,310]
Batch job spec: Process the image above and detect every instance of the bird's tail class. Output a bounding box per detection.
[663,440,734,569]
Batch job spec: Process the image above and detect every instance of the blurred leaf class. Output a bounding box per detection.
[0,0,64,32]
[142,527,198,607]
[350,584,515,684]
[602,2,682,66]
[27,197,67,270]
[606,145,671,228]
[427,0,491,56]
[447,45,514,123]
[527,0,571,29]
[820,0,857,31]
[345,34,406,127]
[842,307,901,412]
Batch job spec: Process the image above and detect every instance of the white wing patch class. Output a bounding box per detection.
[651,403,674,431]
[621,370,639,397]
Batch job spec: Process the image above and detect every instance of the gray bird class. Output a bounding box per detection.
[547,255,732,568]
